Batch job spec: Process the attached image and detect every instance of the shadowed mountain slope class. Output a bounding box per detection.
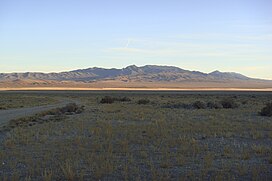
[0,65,257,81]
[0,65,271,89]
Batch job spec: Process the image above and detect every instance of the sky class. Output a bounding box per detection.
[0,0,272,79]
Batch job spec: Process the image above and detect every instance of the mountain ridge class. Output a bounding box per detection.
[0,65,271,89]
[0,65,262,81]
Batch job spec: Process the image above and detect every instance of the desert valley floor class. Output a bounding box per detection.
[0,90,272,180]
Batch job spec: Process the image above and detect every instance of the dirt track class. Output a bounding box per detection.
[0,99,75,127]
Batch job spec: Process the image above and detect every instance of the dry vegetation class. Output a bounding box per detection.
[1,103,84,131]
[0,93,57,110]
[0,91,272,180]
[259,103,272,117]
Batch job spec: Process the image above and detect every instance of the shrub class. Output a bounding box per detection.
[59,103,83,114]
[163,103,193,109]
[118,97,131,102]
[43,103,84,115]
[6,103,84,130]
[220,99,239,109]
[206,102,223,109]
[137,99,150,105]
[192,101,206,109]
[241,100,248,105]
[269,156,272,164]
[0,106,6,110]
[259,103,272,117]
[100,96,131,103]
[100,96,115,104]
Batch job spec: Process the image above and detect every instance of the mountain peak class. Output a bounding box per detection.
[125,65,138,69]
[124,65,139,71]
[210,70,221,74]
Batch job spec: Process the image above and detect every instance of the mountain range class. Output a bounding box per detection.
[0,65,271,89]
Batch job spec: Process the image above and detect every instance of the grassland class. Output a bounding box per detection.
[0,91,272,180]
[0,93,58,110]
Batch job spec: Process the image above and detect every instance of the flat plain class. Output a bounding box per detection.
[0,90,272,180]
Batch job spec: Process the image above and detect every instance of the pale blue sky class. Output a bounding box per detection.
[0,0,272,79]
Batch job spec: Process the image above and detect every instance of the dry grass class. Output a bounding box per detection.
[1,103,84,131]
[0,93,57,109]
[0,91,272,180]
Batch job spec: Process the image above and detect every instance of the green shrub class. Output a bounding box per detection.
[221,99,239,109]
[100,96,115,104]
[192,101,206,109]
[259,103,272,117]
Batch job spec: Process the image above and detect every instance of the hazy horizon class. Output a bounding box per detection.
[1,0,272,79]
